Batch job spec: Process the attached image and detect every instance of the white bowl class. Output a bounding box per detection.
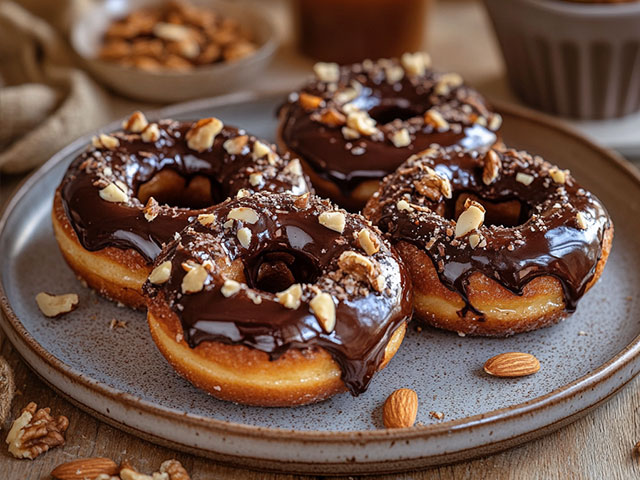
[71,0,278,103]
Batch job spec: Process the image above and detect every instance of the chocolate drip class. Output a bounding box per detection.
[144,193,412,395]
[60,120,310,262]
[279,59,500,196]
[365,148,612,313]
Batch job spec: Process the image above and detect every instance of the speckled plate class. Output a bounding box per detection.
[1,93,640,475]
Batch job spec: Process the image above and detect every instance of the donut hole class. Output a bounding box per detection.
[137,170,218,209]
[245,250,320,294]
[453,192,529,228]
[368,100,423,125]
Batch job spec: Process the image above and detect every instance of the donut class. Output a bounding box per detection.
[53,112,311,309]
[143,192,412,406]
[277,53,502,210]
[364,146,613,336]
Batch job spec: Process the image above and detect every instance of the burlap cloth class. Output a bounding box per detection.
[0,0,152,175]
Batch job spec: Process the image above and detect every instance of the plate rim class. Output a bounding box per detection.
[1,91,639,444]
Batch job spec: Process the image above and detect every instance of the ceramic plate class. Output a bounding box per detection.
[1,93,640,475]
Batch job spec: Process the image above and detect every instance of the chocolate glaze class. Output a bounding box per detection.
[364,147,612,314]
[144,193,413,395]
[279,57,501,196]
[60,119,310,262]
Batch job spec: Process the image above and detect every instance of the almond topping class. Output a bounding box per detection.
[318,108,347,127]
[221,279,241,297]
[482,149,502,185]
[310,292,336,333]
[283,158,303,176]
[141,123,160,143]
[385,65,404,84]
[358,228,380,255]
[148,261,171,284]
[181,263,208,294]
[143,197,159,222]
[197,213,216,227]
[396,199,414,212]
[252,140,271,159]
[236,188,250,199]
[186,117,223,152]
[249,172,263,187]
[346,110,378,136]
[549,167,568,184]
[223,135,248,155]
[383,388,418,428]
[276,284,302,310]
[400,51,431,76]
[299,92,324,111]
[152,22,192,41]
[516,172,535,186]
[35,292,78,317]
[488,113,503,131]
[237,227,252,247]
[341,126,360,140]
[318,211,346,233]
[99,183,129,203]
[455,199,485,238]
[434,72,464,96]
[390,128,411,148]
[91,134,120,150]
[294,192,310,209]
[484,352,540,377]
[468,233,482,248]
[228,207,259,224]
[576,212,588,230]
[313,62,340,83]
[122,111,148,133]
[424,109,449,131]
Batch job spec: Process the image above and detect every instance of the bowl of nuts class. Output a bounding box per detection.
[71,0,278,102]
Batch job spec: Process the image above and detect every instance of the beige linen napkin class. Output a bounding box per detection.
[0,1,143,174]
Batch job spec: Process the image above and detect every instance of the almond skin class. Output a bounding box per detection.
[484,352,541,378]
[383,388,418,428]
[51,457,119,480]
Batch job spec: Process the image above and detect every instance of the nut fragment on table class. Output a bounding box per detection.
[51,457,119,480]
[35,292,79,317]
[98,0,259,71]
[382,388,418,428]
[5,402,69,459]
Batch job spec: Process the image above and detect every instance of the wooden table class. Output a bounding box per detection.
[2,1,640,478]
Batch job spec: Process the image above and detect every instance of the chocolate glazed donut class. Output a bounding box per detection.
[364,146,613,336]
[53,112,311,309]
[143,192,412,406]
[277,53,502,210]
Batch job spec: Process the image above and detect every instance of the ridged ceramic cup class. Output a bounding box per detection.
[484,0,640,119]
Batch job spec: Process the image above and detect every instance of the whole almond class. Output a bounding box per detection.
[383,388,418,428]
[484,352,540,378]
[51,457,119,480]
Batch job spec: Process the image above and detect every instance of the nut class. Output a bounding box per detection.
[119,465,154,480]
[6,402,69,459]
[249,172,263,187]
[35,292,78,317]
[181,262,208,294]
[99,182,129,203]
[159,459,191,480]
[346,110,378,136]
[122,111,148,133]
[223,135,248,155]
[515,172,535,186]
[197,213,216,227]
[299,92,324,111]
[434,72,464,96]
[148,261,171,284]
[51,458,119,480]
[383,388,418,428]
[153,22,192,42]
[341,126,360,140]
[413,167,452,201]
[318,211,346,233]
[228,207,259,224]
[237,227,252,248]
[396,199,414,212]
[283,158,303,177]
[252,140,271,159]
[390,128,411,148]
[310,292,336,333]
[221,279,242,297]
[318,108,347,127]
[236,188,250,199]
[276,284,302,310]
[141,123,160,143]
[334,84,360,105]
[384,65,404,84]
[358,228,380,256]
[338,251,382,291]
[482,150,502,185]
[313,62,340,83]
[143,197,160,222]
[186,117,223,152]
[468,233,482,248]
[400,51,431,76]
[455,199,485,238]
[424,109,449,131]
[91,134,120,150]
[484,352,540,377]
[294,192,310,209]
[549,167,568,184]
[576,212,588,230]
[488,113,503,131]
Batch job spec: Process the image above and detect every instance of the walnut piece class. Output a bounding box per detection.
[346,110,378,136]
[413,167,452,201]
[35,292,78,318]
[122,111,149,133]
[358,228,380,256]
[424,109,449,131]
[160,459,191,480]
[338,251,383,292]
[6,402,69,459]
[310,292,336,333]
[482,150,502,185]
[434,72,463,96]
[318,108,347,127]
[299,92,324,111]
[186,117,223,152]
